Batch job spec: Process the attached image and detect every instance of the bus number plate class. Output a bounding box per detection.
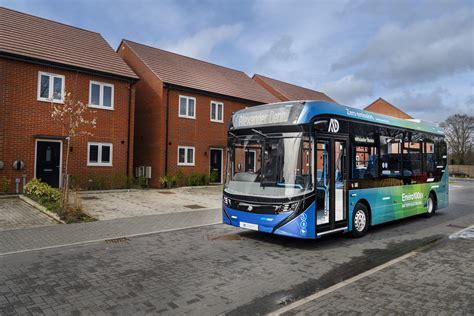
[240,222,258,231]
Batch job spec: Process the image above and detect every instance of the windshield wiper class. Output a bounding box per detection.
[251,128,268,138]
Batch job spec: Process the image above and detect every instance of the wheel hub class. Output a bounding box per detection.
[354,210,366,232]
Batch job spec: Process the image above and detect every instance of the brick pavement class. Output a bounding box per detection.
[80,185,223,220]
[0,198,56,232]
[0,207,472,315]
[0,208,221,255]
[284,238,474,315]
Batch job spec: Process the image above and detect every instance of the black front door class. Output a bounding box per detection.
[245,150,256,172]
[210,149,222,183]
[36,141,61,187]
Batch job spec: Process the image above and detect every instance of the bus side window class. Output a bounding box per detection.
[352,145,377,179]
[379,136,401,177]
[434,139,447,182]
[424,141,436,181]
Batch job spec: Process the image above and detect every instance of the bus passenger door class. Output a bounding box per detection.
[315,137,349,235]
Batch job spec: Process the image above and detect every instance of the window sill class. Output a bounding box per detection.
[88,104,114,111]
[177,163,195,167]
[87,163,113,167]
[210,120,224,124]
[37,98,64,104]
[178,115,196,120]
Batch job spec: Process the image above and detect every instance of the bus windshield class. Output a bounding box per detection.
[225,132,313,198]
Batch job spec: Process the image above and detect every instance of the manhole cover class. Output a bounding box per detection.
[184,204,205,209]
[207,234,241,240]
[158,191,175,194]
[81,196,99,200]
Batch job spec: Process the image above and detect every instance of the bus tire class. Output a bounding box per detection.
[425,193,436,218]
[351,203,369,238]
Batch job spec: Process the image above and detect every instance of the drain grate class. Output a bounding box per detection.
[184,204,205,209]
[158,191,175,194]
[105,237,130,244]
[207,234,241,241]
[81,196,99,200]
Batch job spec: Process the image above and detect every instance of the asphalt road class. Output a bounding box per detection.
[1,180,473,315]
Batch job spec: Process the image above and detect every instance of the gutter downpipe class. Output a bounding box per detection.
[164,83,171,176]
[126,79,135,177]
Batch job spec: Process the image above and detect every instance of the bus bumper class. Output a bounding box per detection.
[223,202,316,239]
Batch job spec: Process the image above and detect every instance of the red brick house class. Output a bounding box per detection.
[252,74,336,103]
[0,8,138,192]
[118,40,278,187]
[364,97,413,119]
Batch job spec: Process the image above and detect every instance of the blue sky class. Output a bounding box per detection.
[2,0,473,122]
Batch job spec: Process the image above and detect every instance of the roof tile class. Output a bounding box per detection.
[0,7,138,79]
[122,40,278,104]
[253,74,336,103]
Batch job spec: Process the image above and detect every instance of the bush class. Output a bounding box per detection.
[25,178,61,212]
[210,170,219,183]
[0,176,10,194]
[159,175,170,188]
[187,173,210,186]
[175,169,185,186]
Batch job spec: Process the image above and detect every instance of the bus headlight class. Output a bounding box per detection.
[279,202,299,213]
[223,196,231,206]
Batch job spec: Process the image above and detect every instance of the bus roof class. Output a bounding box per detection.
[231,100,445,136]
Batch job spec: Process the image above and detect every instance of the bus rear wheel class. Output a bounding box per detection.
[351,203,369,238]
[425,193,436,218]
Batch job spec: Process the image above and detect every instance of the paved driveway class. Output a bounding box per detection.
[0,197,57,231]
[80,186,223,220]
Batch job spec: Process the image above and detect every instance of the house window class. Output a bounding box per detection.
[210,101,224,123]
[89,81,114,110]
[37,72,64,102]
[177,146,195,166]
[179,96,196,119]
[87,142,113,166]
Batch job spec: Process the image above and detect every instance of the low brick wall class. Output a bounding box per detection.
[450,165,474,177]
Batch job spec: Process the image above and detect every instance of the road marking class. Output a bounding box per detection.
[269,251,418,315]
[449,225,474,240]
[0,221,222,257]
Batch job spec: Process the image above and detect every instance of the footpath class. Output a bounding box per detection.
[276,226,474,315]
[0,208,221,255]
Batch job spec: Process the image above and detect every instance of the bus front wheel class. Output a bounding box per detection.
[351,203,369,238]
[425,193,436,218]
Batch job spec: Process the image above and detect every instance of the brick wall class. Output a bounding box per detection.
[118,43,260,188]
[165,89,250,181]
[0,58,135,192]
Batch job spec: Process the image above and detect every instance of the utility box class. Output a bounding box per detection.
[145,166,152,179]
[136,166,145,177]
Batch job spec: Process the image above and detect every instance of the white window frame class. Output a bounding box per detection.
[210,101,224,123]
[87,142,113,167]
[37,71,65,103]
[177,146,195,166]
[178,95,196,119]
[88,81,115,110]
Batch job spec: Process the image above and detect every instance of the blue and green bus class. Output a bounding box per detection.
[222,101,448,238]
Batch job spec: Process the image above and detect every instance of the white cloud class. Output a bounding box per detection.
[333,11,474,86]
[163,24,242,60]
[320,75,373,105]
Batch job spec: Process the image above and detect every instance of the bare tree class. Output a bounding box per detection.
[440,114,474,164]
[51,91,97,208]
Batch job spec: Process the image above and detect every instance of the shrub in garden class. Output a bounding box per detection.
[0,176,10,194]
[25,178,61,212]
